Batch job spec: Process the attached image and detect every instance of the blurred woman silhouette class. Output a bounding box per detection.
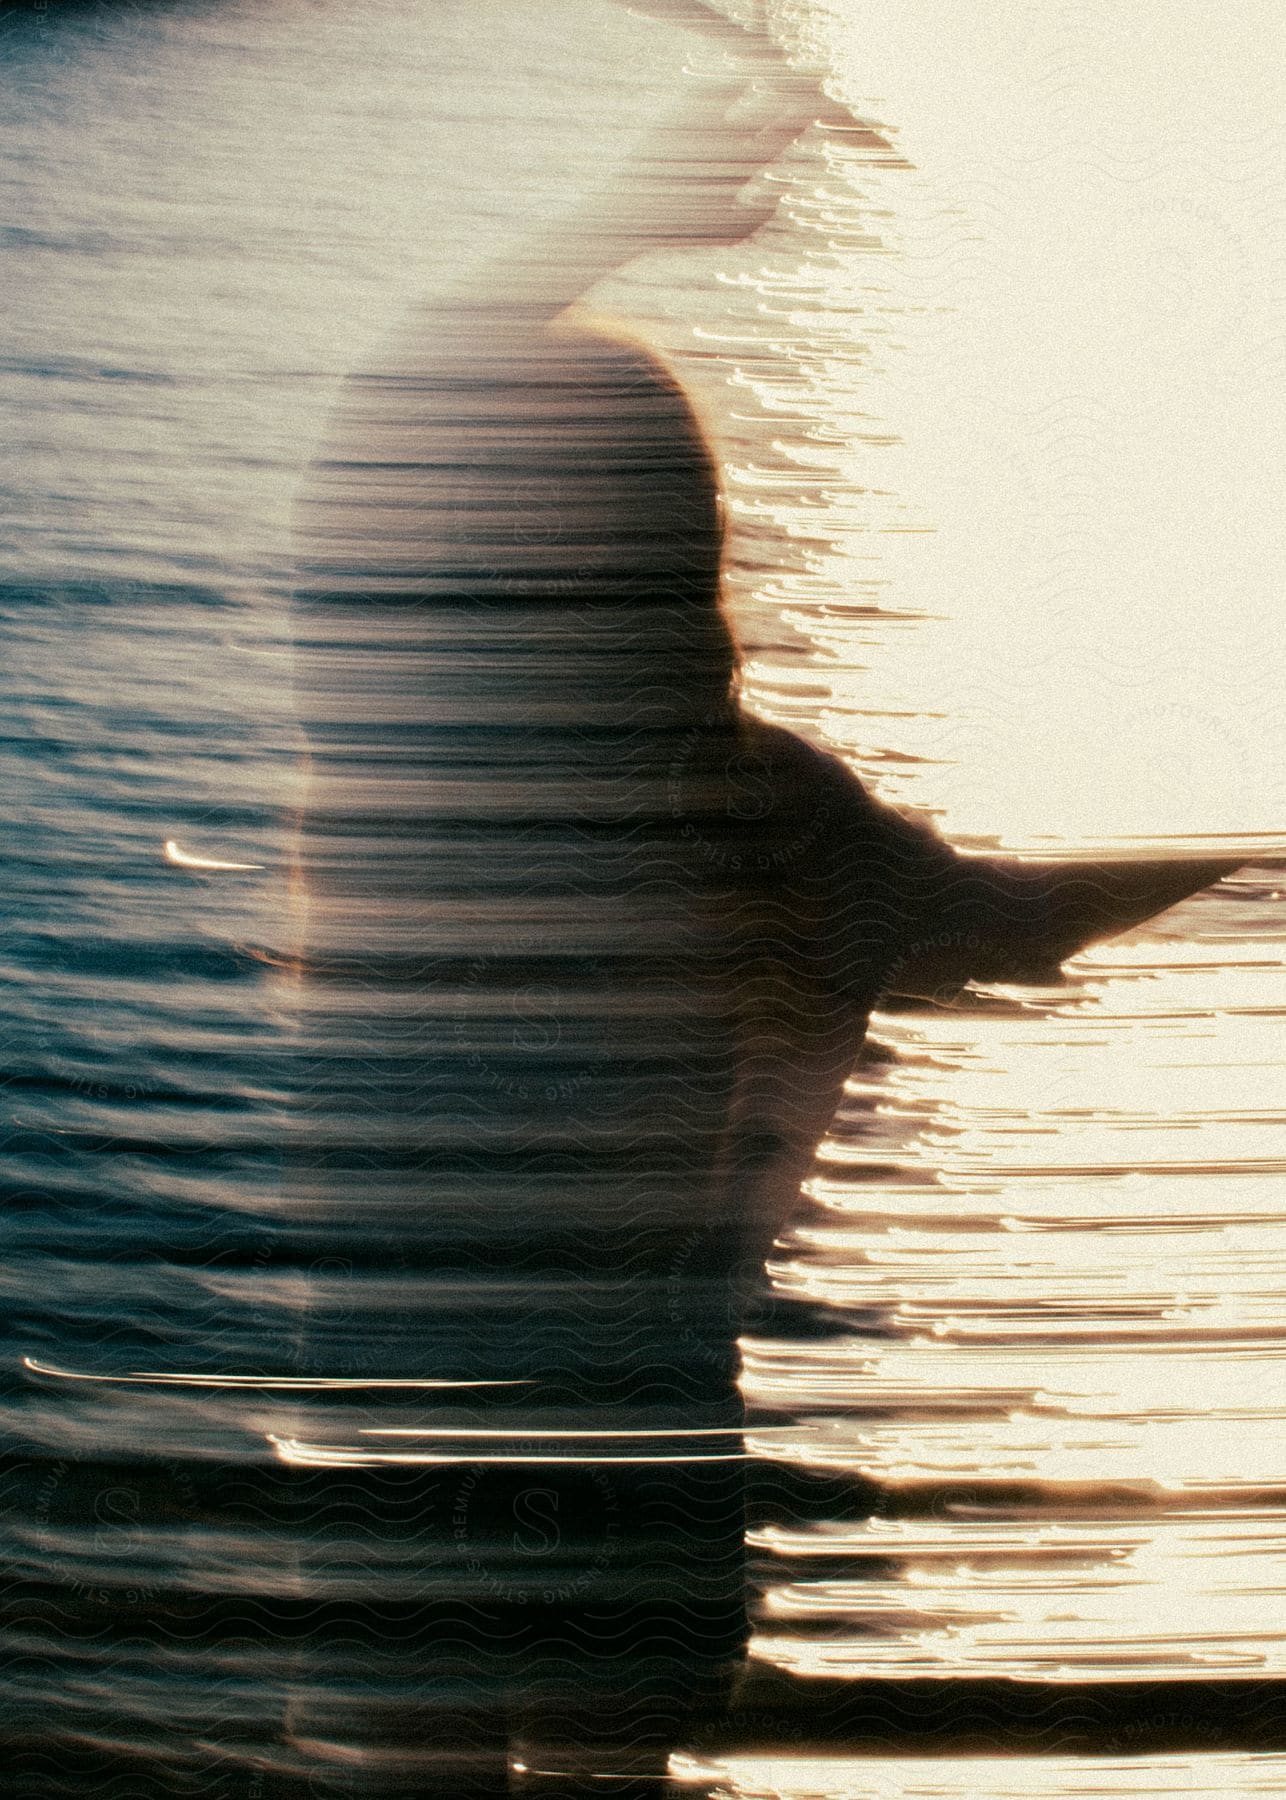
[282,9,1241,1794]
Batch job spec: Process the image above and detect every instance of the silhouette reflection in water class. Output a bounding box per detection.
[279,12,1245,1797]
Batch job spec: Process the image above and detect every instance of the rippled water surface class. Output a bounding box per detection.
[4,1,1286,1794]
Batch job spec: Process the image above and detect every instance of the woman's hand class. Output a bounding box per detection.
[601,2,858,250]
[498,1,873,310]
[428,3,880,319]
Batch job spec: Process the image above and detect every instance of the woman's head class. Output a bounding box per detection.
[508,314,728,606]
[297,306,741,723]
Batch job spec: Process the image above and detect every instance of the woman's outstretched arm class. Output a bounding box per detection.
[884,849,1246,1001]
[749,720,1245,1004]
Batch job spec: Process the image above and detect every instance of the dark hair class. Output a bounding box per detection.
[294,307,741,725]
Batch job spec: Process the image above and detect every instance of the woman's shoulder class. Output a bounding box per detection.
[737,715,852,782]
[736,714,962,873]
[734,714,884,824]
